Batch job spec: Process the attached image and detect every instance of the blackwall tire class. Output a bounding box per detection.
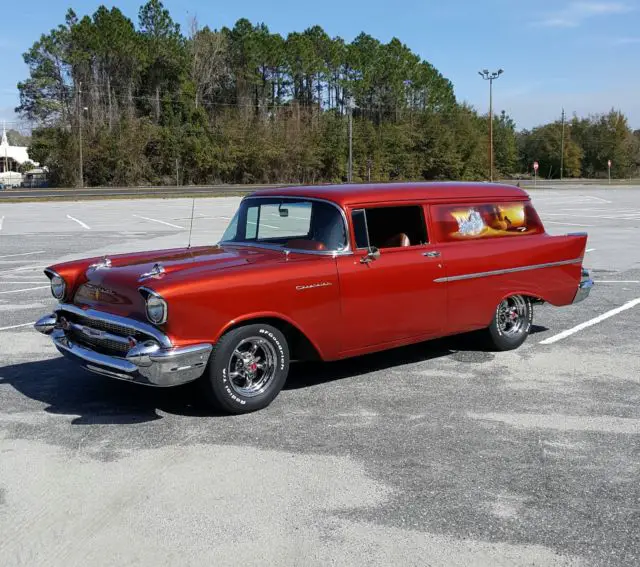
[199,324,290,414]
[484,295,533,351]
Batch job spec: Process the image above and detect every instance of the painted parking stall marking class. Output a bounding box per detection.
[0,286,49,295]
[0,251,45,259]
[0,322,35,332]
[66,215,91,229]
[540,297,640,345]
[132,214,184,229]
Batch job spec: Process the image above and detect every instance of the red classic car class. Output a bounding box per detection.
[35,182,593,413]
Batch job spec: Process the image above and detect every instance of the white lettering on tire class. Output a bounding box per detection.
[259,328,286,370]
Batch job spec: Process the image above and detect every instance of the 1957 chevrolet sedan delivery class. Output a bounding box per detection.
[35,182,593,413]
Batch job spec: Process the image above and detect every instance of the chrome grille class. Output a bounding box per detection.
[67,329,130,356]
[57,308,155,357]
[72,314,141,338]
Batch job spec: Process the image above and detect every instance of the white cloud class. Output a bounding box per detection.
[534,1,633,28]
[538,18,580,28]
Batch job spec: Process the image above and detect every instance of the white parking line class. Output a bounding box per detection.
[0,281,47,284]
[0,286,49,294]
[133,214,184,229]
[247,221,279,229]
[594,280,640,284]
[586,248,596,253]
[0,216,4,231]
[540,298,640,345]
[0,322,34,332]
[0,265,45,275]
[0,251,45,259]
[67,214,91,229]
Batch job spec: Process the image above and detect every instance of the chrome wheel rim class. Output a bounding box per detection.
[227,337,278,398]
[497,296,528,337]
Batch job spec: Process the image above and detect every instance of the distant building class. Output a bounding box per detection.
[0,123,38,187]
[1,123,37,171]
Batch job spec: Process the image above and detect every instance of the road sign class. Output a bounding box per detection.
[608,159,612,168]
[533,161,539,172]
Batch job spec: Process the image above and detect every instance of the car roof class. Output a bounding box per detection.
[248,181,530,208]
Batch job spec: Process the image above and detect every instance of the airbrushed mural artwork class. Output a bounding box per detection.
[433,201,544,241]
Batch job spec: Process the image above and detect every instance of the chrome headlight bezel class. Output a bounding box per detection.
[45,269,66,300]
[139,287,168,325]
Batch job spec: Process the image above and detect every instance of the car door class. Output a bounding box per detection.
[335,202,447,355]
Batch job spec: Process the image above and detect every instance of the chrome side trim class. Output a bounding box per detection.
[433,257,584,283]
[220,195,353,256]
[53,303,172,348]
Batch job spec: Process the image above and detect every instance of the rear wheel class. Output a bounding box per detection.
[484,295,533,351]
[199,323,290,414]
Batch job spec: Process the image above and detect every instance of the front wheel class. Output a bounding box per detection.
[199,323,290,414]
[483,295,533,351]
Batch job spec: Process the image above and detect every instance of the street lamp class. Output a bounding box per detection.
[478,68,503,182]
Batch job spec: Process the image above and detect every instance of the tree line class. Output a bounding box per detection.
[16,0,640,187]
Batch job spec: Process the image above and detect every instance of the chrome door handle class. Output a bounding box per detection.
[423,251,441,258]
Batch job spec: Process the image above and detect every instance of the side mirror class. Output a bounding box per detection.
[278,204,289,217]
[360,246,380,264]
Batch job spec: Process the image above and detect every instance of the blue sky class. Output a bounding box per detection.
[1,0,639,132]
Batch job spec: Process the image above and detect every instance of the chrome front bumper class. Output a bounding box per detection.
[573,268,594,304]
[35,308,212,387]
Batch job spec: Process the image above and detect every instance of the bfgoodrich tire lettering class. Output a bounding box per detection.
[199,323,290,414]
[484,295,533,351]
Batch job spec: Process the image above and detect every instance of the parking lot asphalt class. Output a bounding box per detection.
[0,187,639,566]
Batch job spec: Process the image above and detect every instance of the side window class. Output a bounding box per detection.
[432,201,544,242]
[351,205,428,249]
[352,209,370,249]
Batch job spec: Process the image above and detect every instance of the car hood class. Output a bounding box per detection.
[72,244,286,315]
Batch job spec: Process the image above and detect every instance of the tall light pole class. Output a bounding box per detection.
[560,108,566,181]
[478,68,503,182]
[346,95,355,183]
[77,82,84,189]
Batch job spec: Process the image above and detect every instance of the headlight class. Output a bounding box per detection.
[145,293,168,325]
[50,274,66,300]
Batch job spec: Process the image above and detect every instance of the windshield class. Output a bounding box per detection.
[220,197,348,253]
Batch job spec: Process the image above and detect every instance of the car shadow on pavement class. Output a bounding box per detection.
[284,327,546,390]
[0,326,548,424]
[0,357,214,424]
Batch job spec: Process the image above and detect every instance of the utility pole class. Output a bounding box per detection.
[478,69,503,182]
[346,96,354,183]
[78,81,84,189]
[560,108,565,181]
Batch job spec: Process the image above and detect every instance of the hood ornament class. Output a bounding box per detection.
[138,263,166,282]
[87,257,111,272]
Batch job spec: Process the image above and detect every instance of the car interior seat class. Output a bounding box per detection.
[382,233,411,248]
